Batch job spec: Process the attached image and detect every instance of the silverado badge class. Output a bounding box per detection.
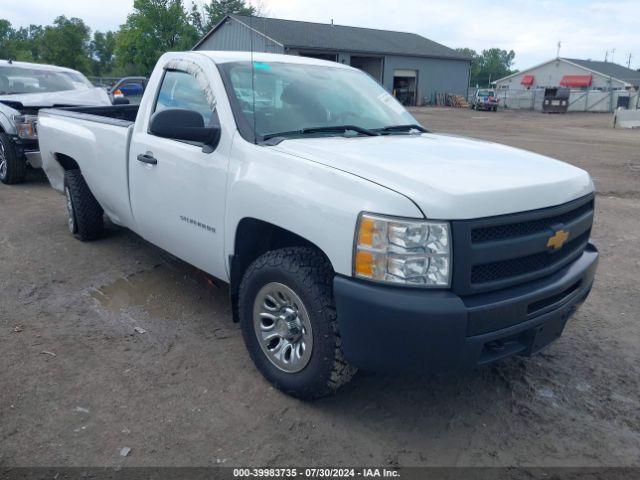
[547,229,570,250]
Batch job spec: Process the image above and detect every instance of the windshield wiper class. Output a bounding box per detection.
[302,125,379,136]
[262,125,379,142]
[375,124,429,134]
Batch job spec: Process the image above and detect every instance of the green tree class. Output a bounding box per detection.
[480,48,516,83]
[189,3,208,37]
[22,25,45,61]
[456,47,517,87]
[0,20,42,61]
[0,19,14,56]
[456,47,480,85]
[115,0,199,75]
[39,16,91,72]
[91,30,117,76]
[190,0,260,37]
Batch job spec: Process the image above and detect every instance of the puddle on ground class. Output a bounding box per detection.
[91,262,229,320]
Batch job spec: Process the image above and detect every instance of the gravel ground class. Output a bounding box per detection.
[1,108,639,468]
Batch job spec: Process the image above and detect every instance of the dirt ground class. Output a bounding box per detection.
[1,109,639,468]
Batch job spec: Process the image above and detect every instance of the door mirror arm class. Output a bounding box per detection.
[202,125,221,153]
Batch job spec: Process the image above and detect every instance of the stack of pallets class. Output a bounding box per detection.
[431,93,470,108]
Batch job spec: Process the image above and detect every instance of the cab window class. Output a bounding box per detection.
[154,69,215,124]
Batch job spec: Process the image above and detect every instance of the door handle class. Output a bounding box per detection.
[137,153,158,165]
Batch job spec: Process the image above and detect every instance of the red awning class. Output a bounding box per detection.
[560,75,592,87]
[521,75,534,86]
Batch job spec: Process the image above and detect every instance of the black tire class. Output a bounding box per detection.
[239,247,356,399]
[64,169,104,241]
[0,133,27,185]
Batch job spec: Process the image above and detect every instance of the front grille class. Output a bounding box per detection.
[451,194,594,295]
[471,231,590,284]
[471,200,594,243]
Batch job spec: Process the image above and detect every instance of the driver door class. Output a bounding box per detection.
[129,59,231,280]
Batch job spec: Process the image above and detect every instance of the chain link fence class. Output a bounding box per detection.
[87,77,122,88]
[470,88,640,113]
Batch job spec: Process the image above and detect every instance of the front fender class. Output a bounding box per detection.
[224,140,423,277]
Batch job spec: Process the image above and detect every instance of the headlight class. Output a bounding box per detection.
[354,213,451,287]
[14,115,38,140]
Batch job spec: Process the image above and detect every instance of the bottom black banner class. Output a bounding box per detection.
[1,467,639,480]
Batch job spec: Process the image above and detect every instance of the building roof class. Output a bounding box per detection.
[494,57,640,87]
[195,15,469,61]
[563,58,640,86]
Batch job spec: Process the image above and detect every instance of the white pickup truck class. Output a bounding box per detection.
[0,59,112,184]
[38,51,598,398]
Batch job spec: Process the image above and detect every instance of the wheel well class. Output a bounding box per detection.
[229,218,332,322]
[55,153,80,171]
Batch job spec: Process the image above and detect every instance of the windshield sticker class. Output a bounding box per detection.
[253,62,271,71]
[377,92,406,115]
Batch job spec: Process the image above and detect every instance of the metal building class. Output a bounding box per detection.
[193,15,470,106]
[494,58,640,91]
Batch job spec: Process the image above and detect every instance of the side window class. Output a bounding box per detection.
[154,70,215,124]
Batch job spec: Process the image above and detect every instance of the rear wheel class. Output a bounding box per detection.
[0,133,27,185]
[64,170,104,241]
[239,247,356,399]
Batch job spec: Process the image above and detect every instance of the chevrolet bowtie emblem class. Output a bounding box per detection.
[547,229,570,250]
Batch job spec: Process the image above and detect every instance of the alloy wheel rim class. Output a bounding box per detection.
[253,282,313,373]
[65,187,76,233]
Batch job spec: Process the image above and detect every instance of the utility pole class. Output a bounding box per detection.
[605,50,608,62]
[628,53,632,69]
[611,48,616,63]
[556,41,561,58]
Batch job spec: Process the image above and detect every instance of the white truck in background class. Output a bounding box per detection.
[38,51,598,398]
[0,59,112,184]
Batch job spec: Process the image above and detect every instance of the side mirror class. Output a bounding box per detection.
[113,97,130,105]
[149,108,221,150]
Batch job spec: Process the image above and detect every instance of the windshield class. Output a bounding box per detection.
[477,89,495,97]
[218,61,418,141]
[0,66,93,95]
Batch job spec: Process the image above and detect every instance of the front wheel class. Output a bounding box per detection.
[238,247,356,399]
[0,133,27,185]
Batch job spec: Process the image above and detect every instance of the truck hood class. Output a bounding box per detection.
[0,87,111,109]
[273,133,594,220]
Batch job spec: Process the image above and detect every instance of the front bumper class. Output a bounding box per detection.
[12,136,42,169]
[334,244,598,373]
[24,150,42,169]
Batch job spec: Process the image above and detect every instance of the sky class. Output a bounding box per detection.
[2,0,639,70]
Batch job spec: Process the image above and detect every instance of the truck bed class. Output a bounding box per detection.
[38,104,137,228]
[42,104,139,126]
